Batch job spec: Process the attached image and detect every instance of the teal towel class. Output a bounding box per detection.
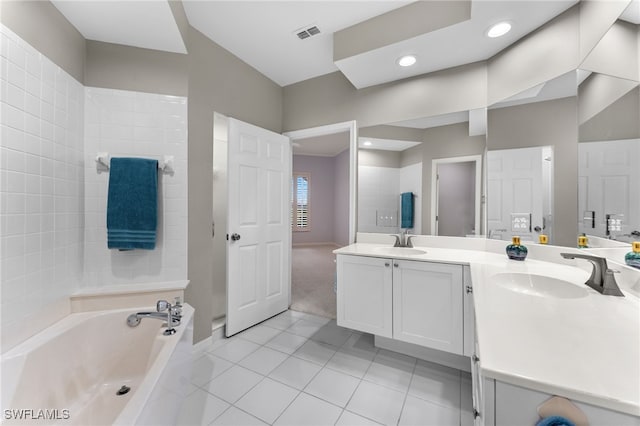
[401,192,414,229]
[536,416,575,426]
[107,158,158,250]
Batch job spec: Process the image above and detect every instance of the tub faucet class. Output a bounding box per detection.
[560,253,624,297]
[127,300,181,335]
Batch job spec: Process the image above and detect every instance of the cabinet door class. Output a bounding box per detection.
[393,260,463,354]
[463,266,476,357]
[336,255,393,337]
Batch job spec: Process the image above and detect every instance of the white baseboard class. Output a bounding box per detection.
[292,242,340,247]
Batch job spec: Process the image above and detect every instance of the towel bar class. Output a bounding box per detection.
[96,153,174,173]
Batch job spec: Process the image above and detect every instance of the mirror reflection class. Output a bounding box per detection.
[578,72,640,244]
[358,112,486,237]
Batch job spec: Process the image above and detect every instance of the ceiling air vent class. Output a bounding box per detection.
[295,25,321,40]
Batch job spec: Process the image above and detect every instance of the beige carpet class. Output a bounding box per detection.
[291,244,337,319]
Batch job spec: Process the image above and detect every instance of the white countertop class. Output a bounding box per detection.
[334,242,640,416]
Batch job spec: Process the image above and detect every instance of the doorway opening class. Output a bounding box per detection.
[284,122,357,319]
[431,155,482,237]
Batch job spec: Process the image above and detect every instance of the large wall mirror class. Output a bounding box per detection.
[486,4,639,248]
[358,111,486,237]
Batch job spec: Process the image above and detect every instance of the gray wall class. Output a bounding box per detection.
[488,97,578,247]
[0,0,85,82]
[333,149,351,247]
[437,161,476,237]
[292,155,336,245]
[85,41,188,96]
[358,150,401,168]
[579,87,640,142]
[416,123,486,235]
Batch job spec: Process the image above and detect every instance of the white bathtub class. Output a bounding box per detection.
[1,304,193,425]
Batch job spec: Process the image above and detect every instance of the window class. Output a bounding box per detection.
[292,172,310,231]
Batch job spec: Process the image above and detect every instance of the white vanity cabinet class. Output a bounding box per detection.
[336,255,393,338]
[336,254,472,357]
[392,260,463,354]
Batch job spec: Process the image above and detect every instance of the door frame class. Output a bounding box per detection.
[284,121,358,245]
[431,155,482,236]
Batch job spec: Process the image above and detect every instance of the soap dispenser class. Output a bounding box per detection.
[625,242,640,269]
[578,234,589,249]
[506,236,528,261]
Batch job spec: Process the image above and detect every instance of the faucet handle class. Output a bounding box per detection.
[157,300,171,312]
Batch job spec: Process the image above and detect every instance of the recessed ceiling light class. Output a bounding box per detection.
[363,141,372,146]
[487,22,512,38]
[397,55,417,67]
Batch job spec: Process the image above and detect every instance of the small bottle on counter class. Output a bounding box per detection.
[578,234,589,249]
[538,234,548,245]
[506,236,528,261]
[625,242,640,269]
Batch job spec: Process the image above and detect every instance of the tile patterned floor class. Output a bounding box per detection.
[179,310,473,426]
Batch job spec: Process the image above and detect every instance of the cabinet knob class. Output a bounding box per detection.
[474,409,480,419]
[393,263,399,268]
[385,262,390,267]
[472,354,479,363]
[466,285,473,294]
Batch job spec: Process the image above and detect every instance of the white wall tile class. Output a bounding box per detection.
[0,25,84,351]
[83,87,187,287]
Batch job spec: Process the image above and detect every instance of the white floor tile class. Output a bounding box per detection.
[326,350,374,379]
[409,366,461,409]
[339,333,378,357]
[346,381,406,426]
[238,324,282,345]
[203,365,264,404]
[235,378,299,424]
[176,388,229,426]
[336,410,383,426]
[284,310,307,319]
[298,312,332,325]
[263,314,300,330]
[210,338,261,363]
[191,353,234,386]
[293,340,339,366]
[304,368,360,408]
[363,359,414,393]
[286,319,326,338]
[373,349,417,370]
[265,331,308,354]
[238,346,289,375]
[269,356,323,390]
[398,395,460,426]
[274,392,343,426]
[310,321,353,347]
[211,406,267,426]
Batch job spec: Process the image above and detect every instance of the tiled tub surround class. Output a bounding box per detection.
[336,236,640,420]
[0,24,84,351]
[83,87,188,287]
[1,303,194,425]
[185,310,474,426]
[1,24,189,352]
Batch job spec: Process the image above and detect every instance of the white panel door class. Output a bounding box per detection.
[336,255,393,338]
[392,260,463,355]
[226,118,290,336]
[578,139,640,238]
[487,147,546,241]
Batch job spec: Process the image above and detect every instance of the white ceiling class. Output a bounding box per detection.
[335,0,578,88]
[390,111,470,129]
[51,0,187,54]
[183,0,411,87]
[359,137,422,151]
[292,131,350,157]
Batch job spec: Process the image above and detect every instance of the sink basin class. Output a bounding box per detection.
[491,273,589,299]
[374,247,427,256]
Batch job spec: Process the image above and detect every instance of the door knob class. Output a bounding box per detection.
[230,233,241,241]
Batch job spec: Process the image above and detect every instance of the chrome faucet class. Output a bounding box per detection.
[127,300,182,335]
[560,253,624,297]
[390,230,414,247]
